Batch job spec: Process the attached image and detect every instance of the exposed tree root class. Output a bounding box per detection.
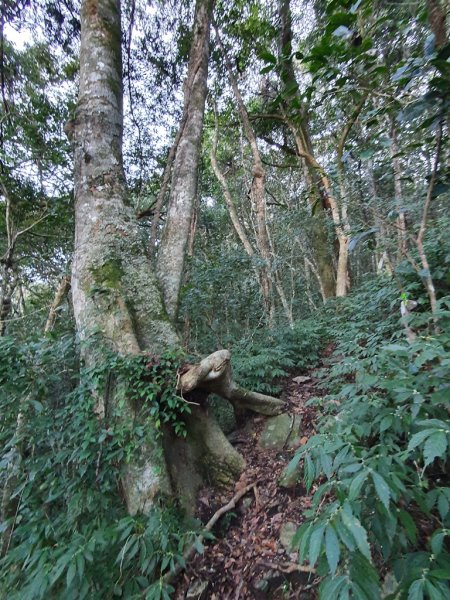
[179,350,284,416]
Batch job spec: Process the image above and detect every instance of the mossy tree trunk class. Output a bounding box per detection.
[72,0,179,513]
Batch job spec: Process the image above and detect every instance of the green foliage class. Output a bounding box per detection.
[96,347,192,439]
[0,336,203,599]
[231,318,324,394]
[289,290,450,599]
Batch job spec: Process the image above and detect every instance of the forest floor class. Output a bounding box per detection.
[174,364,327,600]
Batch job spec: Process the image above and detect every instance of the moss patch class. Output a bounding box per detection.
[90,258,124,289]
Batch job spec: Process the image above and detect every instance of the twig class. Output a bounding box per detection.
[253,485,261,510]
[163,483,256,585]
[233,580,244,599]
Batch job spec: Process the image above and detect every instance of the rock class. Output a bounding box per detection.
[278,462,300,488]
[242,496,253,509]
[292,375,311,384]
[259,414,302,451]
[279,521,297,552]
[382,572,398,597]
[253,570,284,594]
[186,580,209,599]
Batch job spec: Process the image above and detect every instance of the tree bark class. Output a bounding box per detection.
[426,0,448,47]
[156,0,214,321]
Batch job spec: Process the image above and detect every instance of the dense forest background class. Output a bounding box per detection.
[0,0,449,598]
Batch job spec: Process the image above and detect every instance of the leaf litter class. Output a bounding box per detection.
[174,370,325,599]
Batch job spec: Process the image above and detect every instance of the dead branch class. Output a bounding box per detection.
[163,483,256,585]
[259,560,316,574]
[44,275,71,333]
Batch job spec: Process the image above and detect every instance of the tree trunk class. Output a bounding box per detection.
[72,0,179,514]
[388,116,407,259]
[216,28,300,324]
[156,0,214,322]
[278,0,336,300]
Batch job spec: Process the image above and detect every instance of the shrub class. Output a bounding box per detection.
[287,296,450,599]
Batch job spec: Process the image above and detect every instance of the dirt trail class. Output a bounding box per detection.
[175,371,324,599]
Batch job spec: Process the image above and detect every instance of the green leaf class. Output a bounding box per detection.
[429,569,450,580]
[371,472,391,509]
[359,149,375,161]
[320,575,347,598]
[425,579,447,600]
[423,431,448,467]
[398,509,417,544]
[298,522,313,563]
[320,448,333,479]
[259,50,277,64]
[341,463,363,474]
[335,515,355,551]
[408,579,424,600]
[407,429,435,451]
[379,415,393,433]
[76,553,85,580]
[309,523,326,567]
[304,453,316,491]
[348,469,369,500]
[66,562,76,589]
[437,492,449,520]
[341,507,371,560]
[431,531,445,554]
[193,537,204,554]
[285,451,302,477]
[325,525,340,575]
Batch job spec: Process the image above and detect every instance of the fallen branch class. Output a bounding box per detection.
[259,560,316,575]
[163,483,256,586]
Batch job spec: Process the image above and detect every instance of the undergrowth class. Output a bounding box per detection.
[0,336,203,600]
[231,318,323,394]
[287,279,450,600]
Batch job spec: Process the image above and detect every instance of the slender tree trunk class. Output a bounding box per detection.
[216,28,299,324]
[0,266,15,336]
[278,0,336,300]
[367,159,393,276]
[388,116,407,258]
[156,0,214,321]
[211,100,294,324]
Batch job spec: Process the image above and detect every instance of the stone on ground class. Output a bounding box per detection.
[259,414,302,451]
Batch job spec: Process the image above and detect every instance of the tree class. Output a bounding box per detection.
[70,0,283,515]
[277,0,336,300]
